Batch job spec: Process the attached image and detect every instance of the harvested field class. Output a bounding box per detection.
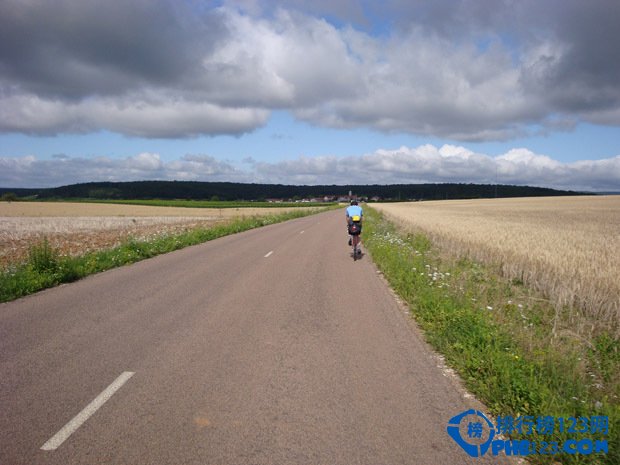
[372,196,620,335]
[0,201,307,217]
[0,202,317,267]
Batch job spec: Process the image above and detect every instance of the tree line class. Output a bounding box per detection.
[0,180,584,201]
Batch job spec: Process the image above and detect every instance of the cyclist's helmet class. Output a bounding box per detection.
[350,199,358,205]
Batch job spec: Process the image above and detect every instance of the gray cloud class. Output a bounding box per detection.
[2,147,618,192]
[0,0,223,98]
[0,1,619,139]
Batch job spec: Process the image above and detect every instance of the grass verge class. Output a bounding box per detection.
[1,209,326,303]
[363,207,618,465]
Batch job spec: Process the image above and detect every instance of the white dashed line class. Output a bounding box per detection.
[264,251,274,258]
[300,230,305,234]
[41,371,135,451]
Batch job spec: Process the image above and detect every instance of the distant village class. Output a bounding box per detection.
[265,194,382,203]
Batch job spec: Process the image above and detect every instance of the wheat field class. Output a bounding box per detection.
[372,196,620,334]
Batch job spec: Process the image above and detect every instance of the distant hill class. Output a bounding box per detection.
[0,180,585,201]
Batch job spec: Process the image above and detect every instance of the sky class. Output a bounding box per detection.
[1,0,619,192]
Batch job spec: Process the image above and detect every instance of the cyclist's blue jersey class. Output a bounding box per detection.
[346,205,363,219]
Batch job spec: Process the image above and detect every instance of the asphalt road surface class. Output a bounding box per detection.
[1,209,516,465]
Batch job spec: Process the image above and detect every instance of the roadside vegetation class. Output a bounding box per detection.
[0,208,329,303]
[364,207,618,465]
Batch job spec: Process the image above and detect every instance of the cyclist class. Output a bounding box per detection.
[346,199,363,249]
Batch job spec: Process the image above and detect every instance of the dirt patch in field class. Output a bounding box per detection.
[0,217,225,268]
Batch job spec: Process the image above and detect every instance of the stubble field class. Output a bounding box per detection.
[372,196,620,336]
[0,202,314,268]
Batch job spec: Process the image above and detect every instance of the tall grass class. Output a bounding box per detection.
[364,207,618,465]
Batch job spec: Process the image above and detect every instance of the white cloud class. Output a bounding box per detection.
[200,8,364,108]
[2,147,617,192]
[127,152,164,171]
[0,153,245,187]
[247,145,620,192]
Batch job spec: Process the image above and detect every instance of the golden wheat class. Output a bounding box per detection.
[372,196,620,334]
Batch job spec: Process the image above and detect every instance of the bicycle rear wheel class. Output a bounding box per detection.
[352,235,359,261]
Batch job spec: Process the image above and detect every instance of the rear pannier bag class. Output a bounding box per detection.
[348,221,362,236]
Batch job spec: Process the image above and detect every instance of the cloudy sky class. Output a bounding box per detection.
[1,0,619,191]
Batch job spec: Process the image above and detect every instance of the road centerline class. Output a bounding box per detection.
[41,371,135,451]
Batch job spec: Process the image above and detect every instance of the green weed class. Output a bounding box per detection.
[27,238,60,273]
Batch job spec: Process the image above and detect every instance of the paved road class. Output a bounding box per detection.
[0,209,513,464]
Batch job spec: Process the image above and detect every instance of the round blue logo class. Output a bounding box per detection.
[447,409,496,457]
